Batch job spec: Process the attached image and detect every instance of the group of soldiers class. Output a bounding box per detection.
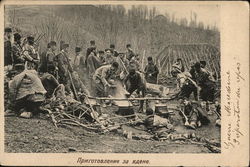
[4,27,219,128]
[171,58,217,102]
[170,57,220,129]
[4,27,159,101]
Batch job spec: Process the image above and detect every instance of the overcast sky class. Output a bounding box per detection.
[124,4,220,30]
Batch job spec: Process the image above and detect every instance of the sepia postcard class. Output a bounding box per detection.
[0,0,249,166]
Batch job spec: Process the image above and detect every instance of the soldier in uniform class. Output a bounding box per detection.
[12,33,25,71]
[194,62,216,102]
[144,56,159,84]
[104,49,115,65]
[110,44,119,57]
[92,62,120,97]
[172,58,185,72]
[45,41,57,76]
[200,60,216,81]
[126,44,135,61]
[73,47,81,71]
[54,43,73,94]
[86,40,96,66]
[4,27,13,67]
[86,47,101,79]
[171,69,198,101]
[115,52,130,75]
[39,42,51,73]
[97,50,105,64]
[124,68,146,112]
[22,36,40,70]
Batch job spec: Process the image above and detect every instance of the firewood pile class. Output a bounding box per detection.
[40,84,103,132]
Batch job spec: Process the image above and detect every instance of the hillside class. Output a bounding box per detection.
[5,5,220,57]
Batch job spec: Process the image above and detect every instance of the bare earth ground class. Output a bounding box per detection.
[5,105,220,153]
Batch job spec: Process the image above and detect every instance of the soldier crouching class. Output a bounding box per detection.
[181,99,210,129]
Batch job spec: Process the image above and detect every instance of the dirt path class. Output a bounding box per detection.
[5,108,220,153]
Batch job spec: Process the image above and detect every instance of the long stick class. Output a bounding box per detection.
[106,114,136,120]
[142,50,146,71]
[179,107,189,126]
[68,70,79,101]
[93,97,175,101]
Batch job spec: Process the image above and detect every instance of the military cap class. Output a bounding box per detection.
[111,62,119,68]
[14,33,21,41]
[27,36,34,42]
[98,50,104,54]
[50,41,57,46]
[75,47,81,52]
[200,60,206,66]
[62,43,69,49]
[110,44,115,49]
[126,44,131,48]
[147,56,153,61]
[194,62,201,69]
[14,64,25,71]
[5,27,12,33]
[105,48,112,52]
[90,40,95,45]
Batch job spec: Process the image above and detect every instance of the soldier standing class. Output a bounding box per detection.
[45,41,57,76]
[125,44,135,61]
[144,57,159,84]
[97,50,105,64]
[12,33,25,71]
[86,47,101,79]
[104,49,115,65]
[22,36,40,70]
[54,43,73,94]
[86,40,96,66]
[73,47,82,71]
[4,27,13,67]
[39,42,51,73]
[110,44,119,57]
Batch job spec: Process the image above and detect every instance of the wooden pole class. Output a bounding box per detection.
[90,97,175,101]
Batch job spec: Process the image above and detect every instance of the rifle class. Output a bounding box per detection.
[68,70,79,101]
[118,56,128,74]
[64,52,79,101]
[34,33,45,43]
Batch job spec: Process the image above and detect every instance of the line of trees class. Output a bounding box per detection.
[6,5,220,57]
